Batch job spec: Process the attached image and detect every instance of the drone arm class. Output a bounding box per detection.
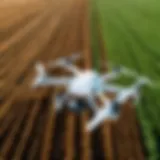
[63,64,81,75]
[48,53,81,75]
[86,111,107,132]
[104,84,124,93]
[101,71,121,82]
[132,92,141,106]
[49,62,80,75]
[32,77,70,88]
[87,96,99,113]
[42,77,70,86]
[86,106,112,132]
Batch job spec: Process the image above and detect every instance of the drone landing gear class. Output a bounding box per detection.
[68,99,88,113]
[55,93,67,112]
[108,101,121,120]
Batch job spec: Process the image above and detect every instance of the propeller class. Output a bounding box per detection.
[48,52,82,67]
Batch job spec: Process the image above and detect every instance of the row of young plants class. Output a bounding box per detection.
[91,0,160,159]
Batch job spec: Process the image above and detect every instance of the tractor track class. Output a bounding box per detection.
[0,0,145,159]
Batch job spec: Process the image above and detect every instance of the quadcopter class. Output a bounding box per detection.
[32,53,129,113]
[86,77,153,132]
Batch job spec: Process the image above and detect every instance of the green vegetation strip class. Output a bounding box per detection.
[91,0,160,159]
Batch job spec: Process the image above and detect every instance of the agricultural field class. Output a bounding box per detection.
[0,0,159,158]
[91,0,160,159]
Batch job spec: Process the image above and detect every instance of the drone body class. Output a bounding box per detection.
[32,54,122,113]
[67,70,103,96]
[53,68,112,113]
[31,54,154,132]
[68,71,96,96]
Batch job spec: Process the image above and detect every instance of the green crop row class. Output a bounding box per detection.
[91,0,160,159]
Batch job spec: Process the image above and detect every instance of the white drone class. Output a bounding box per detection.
[86,76,153,132]
[32,53,126,113]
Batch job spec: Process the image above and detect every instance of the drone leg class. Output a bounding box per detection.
[86,101,120,132]
[86,107,108,132]
[87,96,99,113]
[54,94,68,112]
[32,62,47,88]
[35,62,46,76]
[68,99,80,112]
[109,101,121,120]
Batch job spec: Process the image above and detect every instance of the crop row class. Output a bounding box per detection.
[92,0,160,159]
